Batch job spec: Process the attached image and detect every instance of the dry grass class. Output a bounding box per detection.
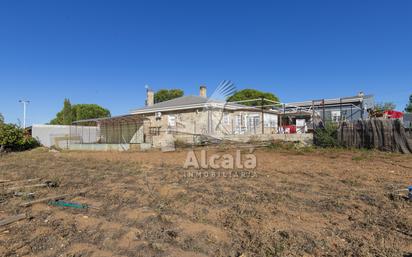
[0,147,411,257]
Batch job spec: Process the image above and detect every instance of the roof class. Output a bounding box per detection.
[285,94,374,108]
[130,95,270,114]
[72,113,146,124]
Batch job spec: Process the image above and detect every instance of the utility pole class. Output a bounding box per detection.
[19,100,30,129]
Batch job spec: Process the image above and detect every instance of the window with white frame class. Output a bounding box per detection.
[247,115,260,132]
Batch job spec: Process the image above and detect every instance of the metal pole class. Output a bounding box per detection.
[360,102,364,120]
[322,99,325,123]
[312,100,315,130]
[19,100,29,128]
[261,97,264,134]
[282,104,286,133]
[350,105,353,121]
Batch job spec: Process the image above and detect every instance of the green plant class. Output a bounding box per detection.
[154,89,184,103]
[0,124,40,151]
[50,99,111,125]
[227,89,280,106]
[313,122,340,148]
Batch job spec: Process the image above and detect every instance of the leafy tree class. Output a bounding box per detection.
[71,104,111,121]
[62,98,73,125]
[0,123,39,151]
[227,89,280,106]
[374,102,396,112]
[0,113,4,124]
[50,98,73,125]
[405,94,412,113]
[50,99,110,125]
[154,89,184,103]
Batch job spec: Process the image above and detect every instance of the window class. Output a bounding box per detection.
[331,111,341,122]
[168,115,176,126]
[223,113,230,125]
[247,114,260,133]
[235,114,246,134]
[264,113,278,128]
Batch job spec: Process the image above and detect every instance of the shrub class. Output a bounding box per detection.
[0,124,40,151]
[313,122,340,148]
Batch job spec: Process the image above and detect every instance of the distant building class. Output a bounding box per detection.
[281,92,374,129]
[404,113,412,129]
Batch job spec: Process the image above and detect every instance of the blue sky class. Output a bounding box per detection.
[1,0,411,125]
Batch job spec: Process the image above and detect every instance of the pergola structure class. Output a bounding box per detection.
[71,114,147,144]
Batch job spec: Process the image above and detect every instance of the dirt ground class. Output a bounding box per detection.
[0,146,411,257]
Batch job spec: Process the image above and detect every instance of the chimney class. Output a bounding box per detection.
[146,88,154,106]
[200,85,207,98]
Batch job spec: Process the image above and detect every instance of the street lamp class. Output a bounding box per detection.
[19,100,30,128]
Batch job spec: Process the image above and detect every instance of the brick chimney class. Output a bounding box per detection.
[146,88,154,106]
[200,85,207,98]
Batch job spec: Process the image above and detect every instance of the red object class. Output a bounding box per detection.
[282,125,297,133]
[384,110,404,119]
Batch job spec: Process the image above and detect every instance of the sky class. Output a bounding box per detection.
[0,0,411,125]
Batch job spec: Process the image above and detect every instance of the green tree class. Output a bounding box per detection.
[50,98,73,125]
[227,89,280,106]
[0,113,4,125]
[62,98,73,125]
[405,94,412,113]
[50,99,110,125]
[71,104,111,121]
[154,89,184,103]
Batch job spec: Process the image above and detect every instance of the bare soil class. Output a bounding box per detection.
[0,147,411,257]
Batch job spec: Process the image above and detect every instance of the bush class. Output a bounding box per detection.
[314,122,340,148]
[0,124,40,151]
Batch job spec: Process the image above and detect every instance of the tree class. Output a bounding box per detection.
[405,94,412,113]
[50,98,73,125]
[154,89,184,103]
[227,89,280,106]
[62,98,73,125]
[50,99,110,125]
[71,104,111,121]
[0,113,4,125]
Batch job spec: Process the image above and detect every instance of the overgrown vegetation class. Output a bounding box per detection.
[313,122,340,148]
[0,123,39,151]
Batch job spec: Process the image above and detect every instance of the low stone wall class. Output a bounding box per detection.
[69,144,130,151]
[222,133,314,145]
[68,133,314,151]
